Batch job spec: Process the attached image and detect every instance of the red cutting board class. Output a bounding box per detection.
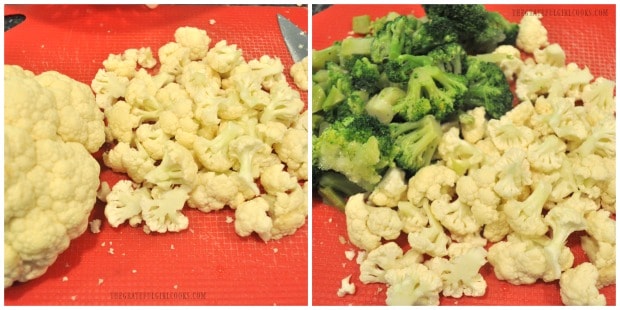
[4,4,308,306]
[312,4,616,306]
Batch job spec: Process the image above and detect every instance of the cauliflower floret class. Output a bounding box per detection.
[103,142,156,184]
[91,69,130,110]
[407,164,457,205]
[228,135,271,196]
[290,56,308,91]
[490,45,524,82]
[359,242,404,284]
[193,121,243,173]
[424,246,488,298]
[455,166,501,225]
[158,42,191,76]
[274,127,308,180]
[430,198,481,238]
[542,205,586,281]
[247,55,286,91]
[234,196,273,242]
[188,171,252,212]
[487,235,547,285]
[487,118,536,152]
[264,183,308,240]
[493,148,533,199]
[581,236,616,288]
[104,180,150,228]
[397,200,428,234]
[260,81,305,126]
[344,194,381,251]
[516,12,548,53]
[259,163,298,196]
[141,186,190,233]
[135,123,171,161]
[526,135,566,173]
[368,167,407,208]
[143,141,198,189]
[438,127,484,176]
[533,43,565,67]
[102,49,139,78]
[582,77,616,124]
[384,263,443,306]
[408,199,450,257]
[206,40,243,74]
[336,275,356,297]
[174,26,211,61]
[458,106,487,144]
[560,262,606,306]
[503,181,551,237]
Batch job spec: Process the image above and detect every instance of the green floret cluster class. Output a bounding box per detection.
[312,4,519,208]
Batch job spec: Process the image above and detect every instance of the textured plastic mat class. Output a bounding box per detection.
[312,4,616,306]
[4,4,308,306]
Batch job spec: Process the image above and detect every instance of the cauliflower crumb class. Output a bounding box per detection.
[328,218,333,223]
[338,235,347,245]
[98,278,104,285]
[170,244,175,250]
[209,19,216,25]
[131,269,137,274]
[225,216,234,224]
[344,249,356,261]
[100,242,106,247]
[337,275,356,297]
[89,219,102,234]
[70,296,77,301]
[273,247,279,253]
[108,248,114,255]
[173,284,179,289]
[62,276,68,282]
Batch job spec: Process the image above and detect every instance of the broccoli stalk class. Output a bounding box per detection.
[316,171,367,212]
[312,41,342,72]
[389,115,443,175]
[394,65,468,122]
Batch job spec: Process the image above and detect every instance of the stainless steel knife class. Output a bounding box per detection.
[4,14,25,32]
[277,13,307,63]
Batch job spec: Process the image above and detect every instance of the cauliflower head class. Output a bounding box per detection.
[4,65,103,288]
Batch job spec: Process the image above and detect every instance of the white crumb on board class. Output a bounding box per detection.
[70,296,77,301]
[173,284,178,289]
[89,219,102,234]
[62,276,68,282]
[170,244,175,250]
[108,247,114,255]
[132,269,137,274]
[209,19,216,25]
[273,248,279,253]
[344,250,356,261]
[225,216,234,224]
[338,235,347,245]
[356,251,367,264]
[336,275,356,297]
[98,278,104,285]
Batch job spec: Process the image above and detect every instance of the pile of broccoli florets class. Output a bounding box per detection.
[313,5,519,209]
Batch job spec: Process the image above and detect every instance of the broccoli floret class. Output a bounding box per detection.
[409,15,459,55]
[370,15,421,63]
[427,42,468,75]
[422,4,519,54]
[365,87,406,124]
[312,41,342,72]
[313,62,353,112]
[313,114,393,190]
[389,115,443,175]
[393,65,468,122]
[369,11,402,35]
[462,56,514,119]
[350,57,381,94]
[384,54,433,84]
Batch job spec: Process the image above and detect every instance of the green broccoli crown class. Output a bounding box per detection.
[422,4,519,54]
[410,15,459,55]
[393,65,468,122]
[350,57,381,94]
[388,115,443,175]
[462,56,514,119]
[370,15,421,63]
[384,54,433,84]
[427,42,468,75]
[313,114,394,190]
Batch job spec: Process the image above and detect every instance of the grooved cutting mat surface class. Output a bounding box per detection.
[312,4,616,306]
[4,4,308,306]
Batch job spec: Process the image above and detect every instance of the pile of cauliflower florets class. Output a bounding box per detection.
[341,12,615,306]
[92,26,308,241]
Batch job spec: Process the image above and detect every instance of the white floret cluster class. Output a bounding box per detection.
[342,12,615,306]
[93,26,308,241]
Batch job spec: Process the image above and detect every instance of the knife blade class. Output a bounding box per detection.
[277,13,307,63]
[5,14,25,32]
